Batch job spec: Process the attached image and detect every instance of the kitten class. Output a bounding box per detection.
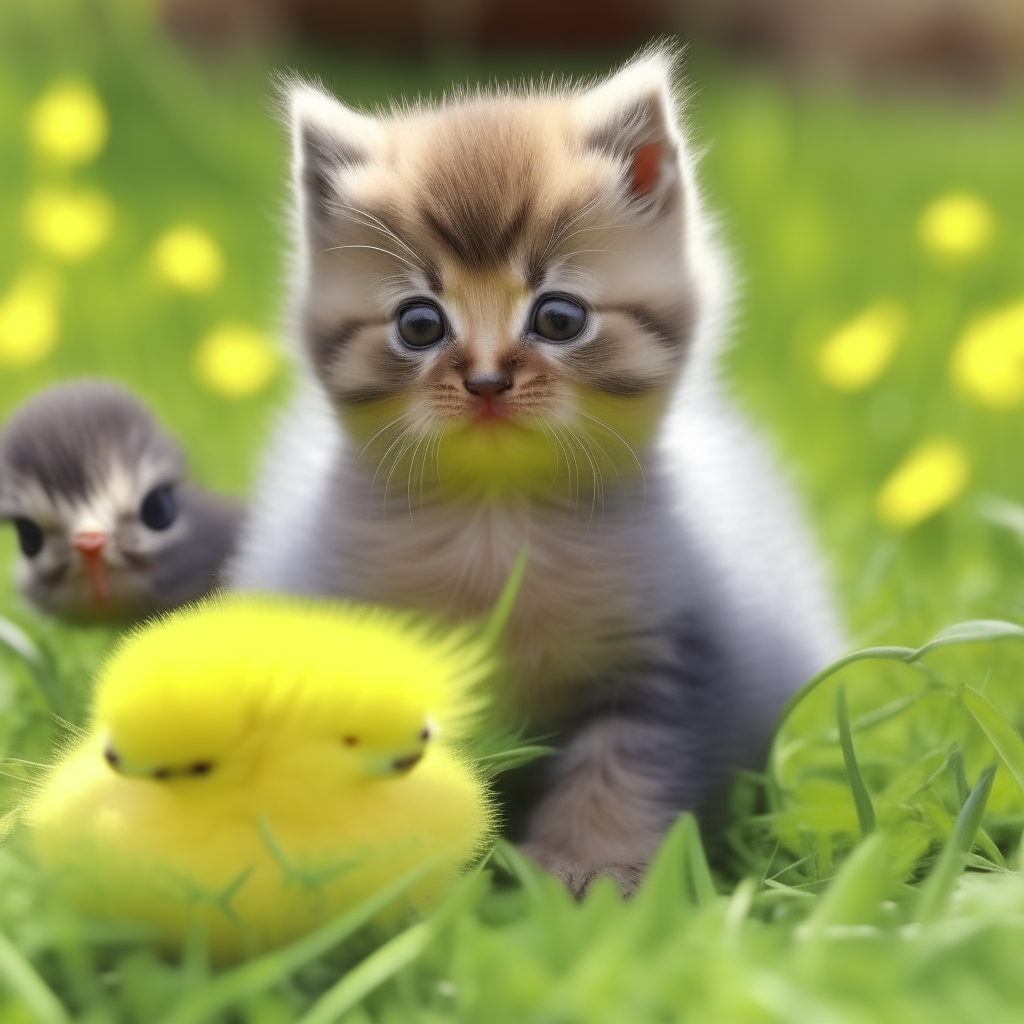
[230,48,844,894]
[0,380,241,622]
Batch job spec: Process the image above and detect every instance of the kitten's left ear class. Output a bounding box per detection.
[576,50,682,209]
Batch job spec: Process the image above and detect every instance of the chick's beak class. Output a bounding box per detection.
[73,531,109,604]
[391,749,424,774]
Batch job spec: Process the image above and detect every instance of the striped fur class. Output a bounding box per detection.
[231,48,844,894]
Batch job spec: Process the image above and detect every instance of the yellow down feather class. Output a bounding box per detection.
[26,595,496,962]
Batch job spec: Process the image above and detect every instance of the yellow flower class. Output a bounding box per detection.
[817,302,906,391]
[28,81,109,166]
[950,300,1024,409]
[876,439,969,529]
[152,226,224,293]
[195,324,278,398]
[0,271,60,368]
[23,188,114,261]
[917,193,994,258]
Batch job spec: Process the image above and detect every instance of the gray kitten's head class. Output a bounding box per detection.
[0,380,194,621]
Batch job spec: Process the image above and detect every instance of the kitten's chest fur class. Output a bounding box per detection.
[334,483,662,718]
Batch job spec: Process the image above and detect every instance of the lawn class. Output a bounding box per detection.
[1,1,1023,1021]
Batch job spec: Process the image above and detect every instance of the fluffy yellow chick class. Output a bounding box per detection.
[26,595,496,962]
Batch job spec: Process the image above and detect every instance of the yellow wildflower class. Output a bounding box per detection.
[23,188,114,261]
[153,226,224,293]
[0,271,60,368]
[876,439,969,529]
[28,81,109,166]
[951,300,1024,409]
[917,193,994,258]
[195,324,278,398]
[817,302,906,391]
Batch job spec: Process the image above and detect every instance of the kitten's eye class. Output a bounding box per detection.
[532,296,587,343]
[397,302,446,348]
[13,517,44,558]
[140,486,176,531]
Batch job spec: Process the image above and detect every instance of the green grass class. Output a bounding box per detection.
[2,1,1024,1020]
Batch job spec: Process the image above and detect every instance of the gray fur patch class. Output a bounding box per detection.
[0,380,183,505]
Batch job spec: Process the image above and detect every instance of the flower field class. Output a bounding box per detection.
[1,1,1023,1021]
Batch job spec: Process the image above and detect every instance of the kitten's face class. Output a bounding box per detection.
[293,56,697,501]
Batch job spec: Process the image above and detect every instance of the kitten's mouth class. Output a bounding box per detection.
[469,397,513,424]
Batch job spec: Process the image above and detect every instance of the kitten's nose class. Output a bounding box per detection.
[463,374,512,397]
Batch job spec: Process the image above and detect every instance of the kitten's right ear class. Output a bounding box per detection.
[287,83,383,224]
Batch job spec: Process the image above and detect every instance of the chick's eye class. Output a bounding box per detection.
[397,302,445,348]
[140,486,176,531]
[532,296,587,343]
[12,517,44,558]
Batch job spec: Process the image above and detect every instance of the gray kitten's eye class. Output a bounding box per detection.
[13,517,44,558]
[397,302,446,348]
[140,486,176,531]
[532,296,587,342]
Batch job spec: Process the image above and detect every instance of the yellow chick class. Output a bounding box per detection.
[25,595,496,962]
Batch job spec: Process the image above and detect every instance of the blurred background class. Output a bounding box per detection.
[1,0,1022,654]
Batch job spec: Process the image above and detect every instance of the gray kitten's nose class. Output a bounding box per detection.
[463,374,512,397]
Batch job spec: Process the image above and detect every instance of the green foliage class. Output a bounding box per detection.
[1,1,1023,1020]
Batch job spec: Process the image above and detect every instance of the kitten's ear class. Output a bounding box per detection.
[576,51,681,208]
[287,83,383,223]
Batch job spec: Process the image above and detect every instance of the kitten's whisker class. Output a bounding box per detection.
[334,205,424,265]
[415,429,436,509]
[548,421,583,513]
[404,431,429,516]
[542,198,601,257]
[533,419,566,490]
[324,244,421,274]
[370,422,416,494]
[563,423,604,526]
[559,248,617,259]
[381,433,419,511]
[576,411,647,504]
[355,416,406,460]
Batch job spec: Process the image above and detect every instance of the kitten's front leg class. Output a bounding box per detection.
[520,715,681,897]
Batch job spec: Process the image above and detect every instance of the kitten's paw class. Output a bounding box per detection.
[519,843,646,898]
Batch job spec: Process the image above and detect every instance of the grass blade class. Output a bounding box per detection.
[683,813,717,906]
[298,865,488,1024]
[634,813,716,915]
[947,745,970,807]
[913,620,1024,659]
[157,858,438,1024]
[799,833,891,940]
[979,495,1024,547]
[837,686,875,837]
[961,685,1024,795]
[770,619,1024,775]
[480,544,528,650]
[0,927,71,1024]
[0,615,41,666]
[915,764,996,924]
[773,646,917,738]
[296,921,431,1024]
[0,615,65,716]
[474,744,557,777]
